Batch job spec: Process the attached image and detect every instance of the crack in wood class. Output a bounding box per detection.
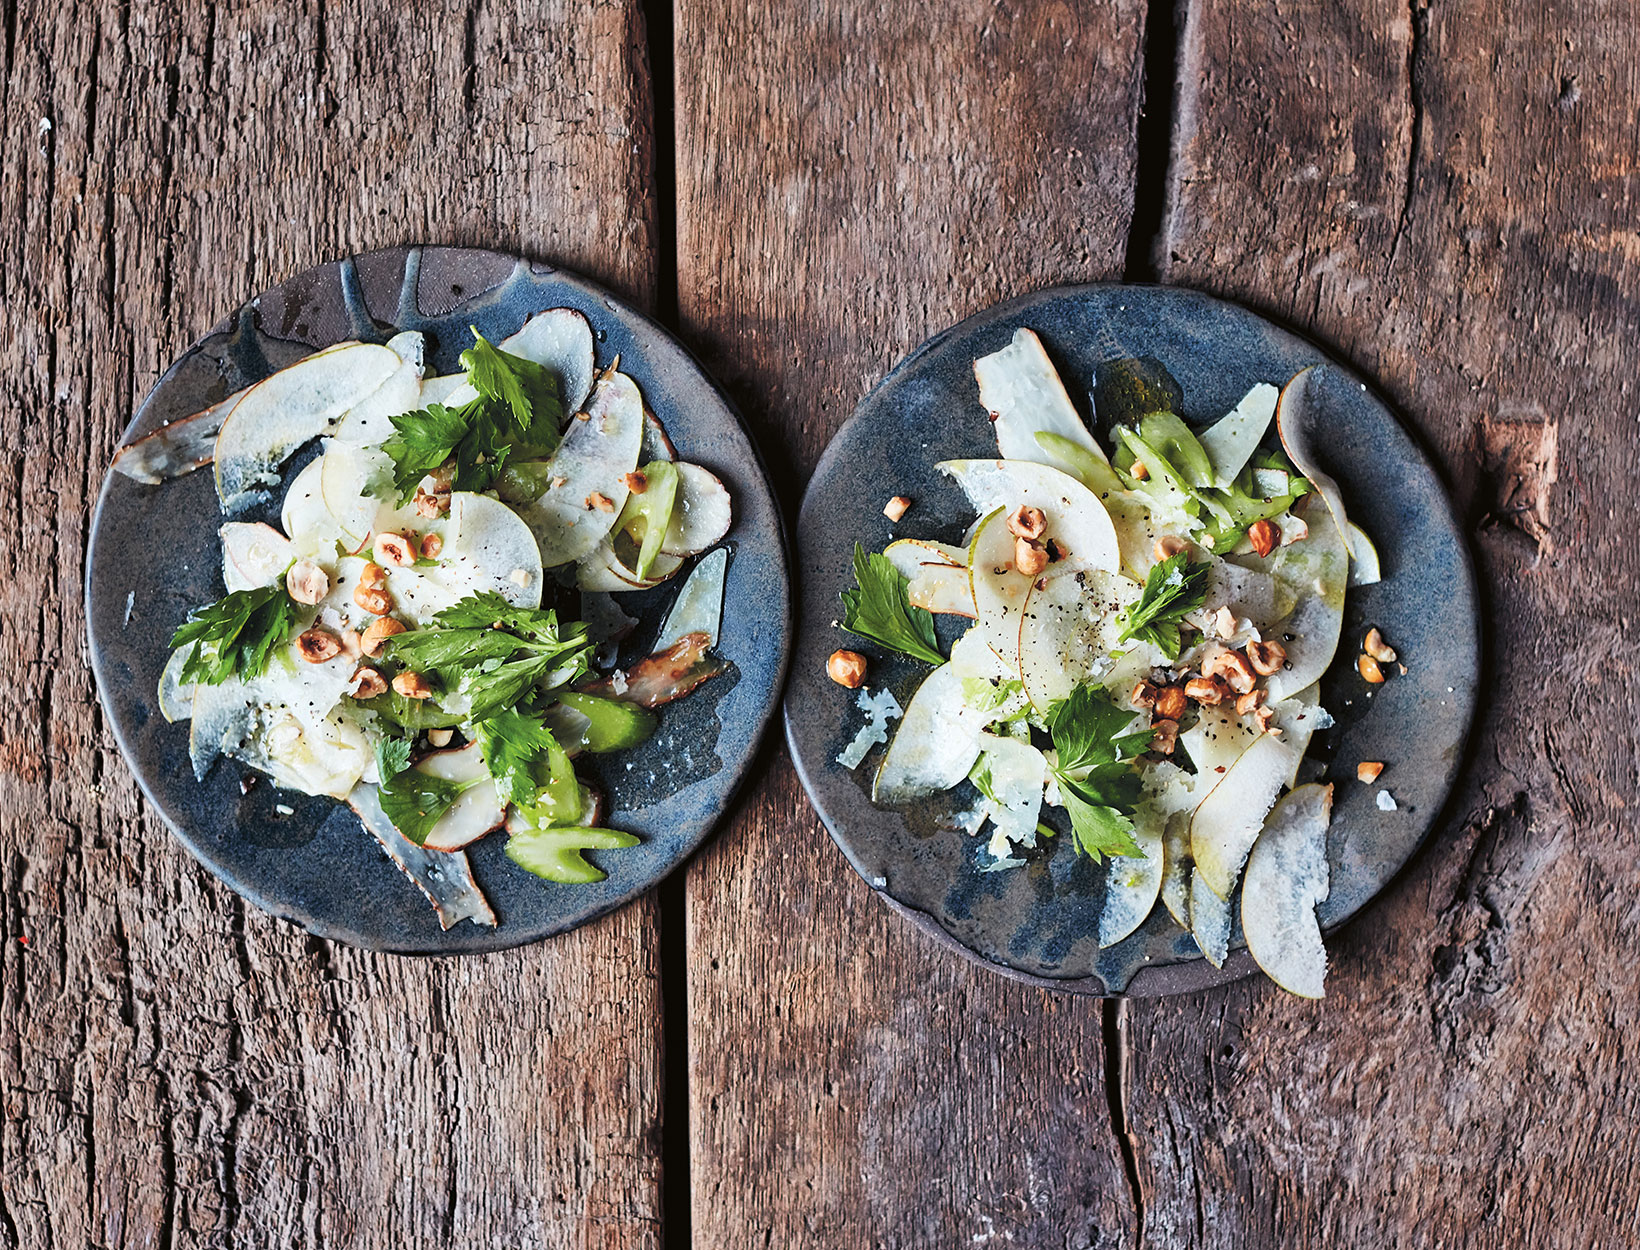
[1125,0,1181,282]
[1388,0,1429,272]
[1102,998,1146,1246]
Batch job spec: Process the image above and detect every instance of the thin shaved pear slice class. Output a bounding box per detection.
[1346,521,1381,586]
[319,442,402,546]
[1191,731,1300,898]
[158,648,196,724]
[576,541,685,592]
[938,458,1121,572]
[968,507,1031,666]
[1199,382,1279,486]
[281,456,335,549]
[214,342,400,512]
[1017,566,1142,710]
[330,334,426,445]
[112,386,248,484]
[655,547,728,651]
[973,327,1106,467]
[660,462,733,557]
[418,373,471,408]
[908,562,976,617]
[439,490,544,609]
[1259,502,1349,701]
[1159,810,1194,928]
[1190,868,1232,966]
[1268,684,1327,786]
[415,744,507,852]
[519,370,645,567]
[883,538,966,577]
[1100,810,1164,947]
[1180,701,1259,777]
[348,784,497,929]
[498,307,596,415]
[1241,783,1334,998]
[220,521,293,591]
[1187,557,1283,635]
[644,410,678,463]
[873,631,996,805]
[1276,365,1372,571]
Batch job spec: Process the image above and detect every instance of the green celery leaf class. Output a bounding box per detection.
[839,543,945,666]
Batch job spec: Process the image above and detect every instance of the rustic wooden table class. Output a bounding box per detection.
[2,1,1632,1246]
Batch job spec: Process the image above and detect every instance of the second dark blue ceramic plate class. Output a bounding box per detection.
[786,285,1478,996]
[87,246,791,954]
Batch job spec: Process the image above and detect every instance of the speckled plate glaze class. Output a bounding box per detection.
[87,246,790,954]
[787,285,1478,996]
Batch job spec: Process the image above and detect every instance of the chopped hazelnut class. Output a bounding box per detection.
[1364,628,1397,664]
[827,649,867,689]
[353,581,393,616]
[420,532,444,559]
[883,495,912,522]
[1153,535,1191,563]
[1248,519,1280,558]
[420,464,455,494]
[587,491,615,513]
[414,487,451,519]
[1185,675,1229,706]
[1203,647,1256,695]
[373,531,417,567]
[361,616,407,657]
[340,628,362,658]
[359,562,388,591]
[1150,718,1180,755]
[1255,706,1280,734]
[1245,639,1287,676]
[1213,606,1237,640]
[1130,679,1159,711]
[623,471,649,494]
[1235,689,1267,717]
[1358,653,1385,683]
[1131,460,1150,481]
[392,671,434,700]
[296,627,343,664]
[1153,685,1188,721]
[427,728,454,748]
[351,666,389,699]
[1006,505,1048,542]
[550,475,568,489]
[1357,761,1386,784]
[285,559,330,606]
[1014,537,1049,577]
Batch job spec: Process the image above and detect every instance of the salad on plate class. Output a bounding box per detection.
[116,309,733,929]
[830,328,1399,997]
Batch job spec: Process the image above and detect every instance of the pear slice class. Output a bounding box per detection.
[348,783,497,929]
[973,327,1107,468]
[1159,810,1194,929]
[968,507,1030,666]
[660,462,733,557]
[1099,809,1164,947]
[497,307,596,415]
[1198,382,1279,486]
[938,458,1121,573]
[1016,565,1143,710]
[518,370,645,567]
[907,563,976,617]
[873,630,996,805]
[214,341,400,512]
[1179,700,1259,778]
[318,442,402,547]
[1241,783,1334,997]
[414,744,506,852]
[157,647,196,724]
[883,538,967,576]
[220,521,293,591]
[437,490,544,609]
[575,541,685,592]
[1345,522,1381,587]
[280,456,336,550]
[329,332,426,446]
[654,547,728,651]
[1190,731,1300,899]
[111,385,249,484]
[1190,867,1232,966]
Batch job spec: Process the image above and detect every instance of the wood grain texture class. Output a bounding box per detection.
[674,3,1150,1245]
[1126,1,1640,1246]
[0,3,665,1246]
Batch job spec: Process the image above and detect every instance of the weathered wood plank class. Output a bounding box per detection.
[675,3,1150,1244]
[0,3,664,1246]
[1127,1,1640,1245]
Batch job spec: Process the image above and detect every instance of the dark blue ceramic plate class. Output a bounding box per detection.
[787,285,1478,996]
[88,246,790,954]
